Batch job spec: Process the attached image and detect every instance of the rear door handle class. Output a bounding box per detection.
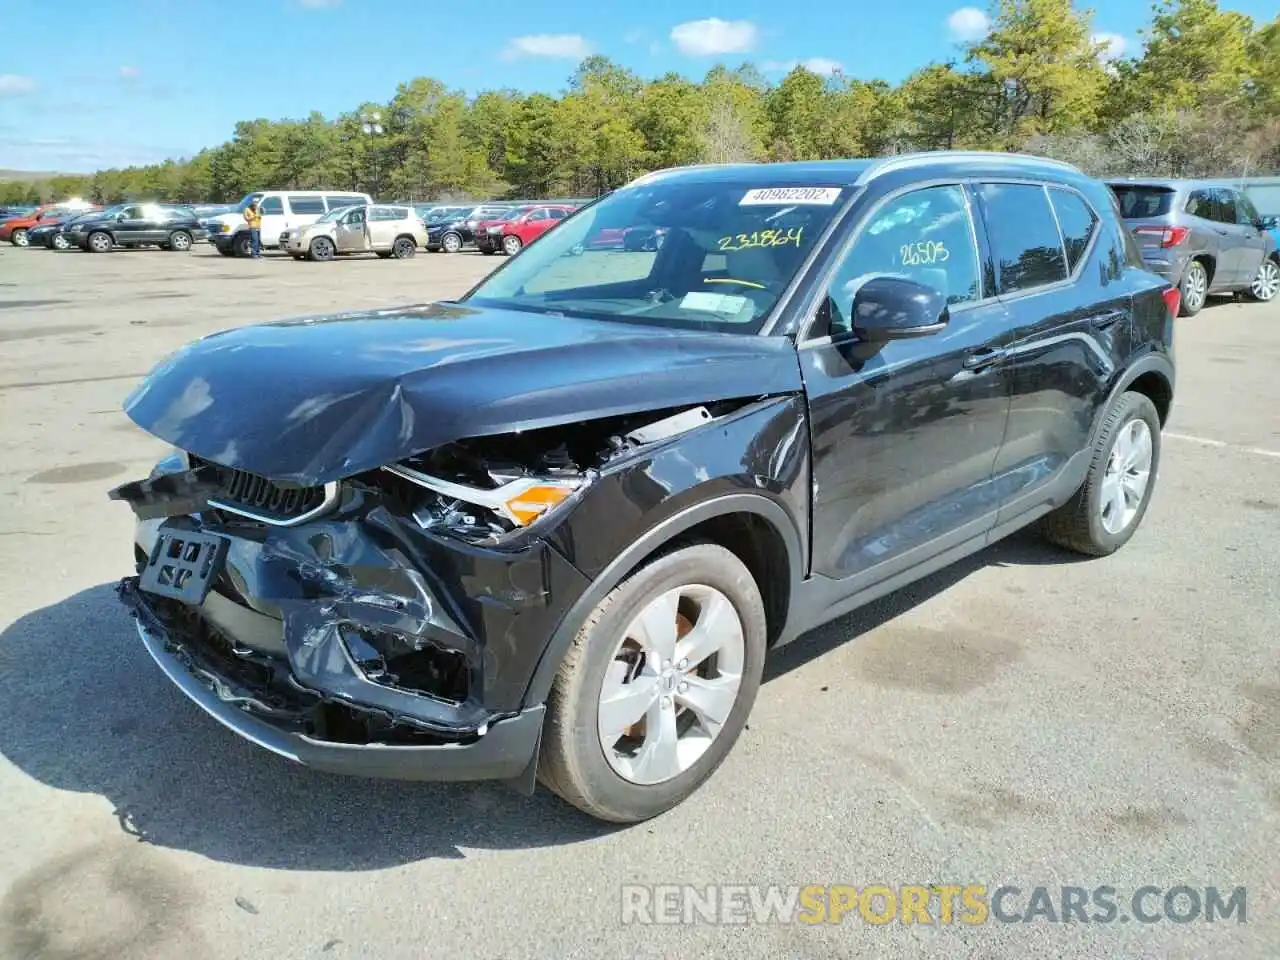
[962,347,1005,371]
[1089,309,1127,330]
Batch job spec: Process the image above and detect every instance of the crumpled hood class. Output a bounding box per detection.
[123,301,803,485]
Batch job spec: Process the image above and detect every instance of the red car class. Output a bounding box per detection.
[585,225,668,252]
[472,206,535,255]
[1,204,100,247]
[480,204,576,256]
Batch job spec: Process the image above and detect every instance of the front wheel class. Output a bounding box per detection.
[1040,391,1162,557]
[309,236,335,261]
[87,231,113,253]
[538,543,766,823]
[441,232,463,253]
[233,233,253,258]
[1179,260,1208,316]
[11,228,29,247]
[392,237,416,259]
[1247,258,1280,302]
[502,234,523,256]
[168,230,192,252]
[52,234,71,250]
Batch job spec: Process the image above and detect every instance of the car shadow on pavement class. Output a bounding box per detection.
[763,527,1088,682]
[0,529,1082,870]
[0,583,619,870]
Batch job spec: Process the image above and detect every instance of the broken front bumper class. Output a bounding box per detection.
[122,577,544,781]
[115,481,589,783]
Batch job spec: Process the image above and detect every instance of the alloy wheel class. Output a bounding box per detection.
[393,238,415,259]
[1182,262,1207,312]
[88,232,112,253]
[442,232,462,253]
[1251,260,1280,301]
[597,584,745,786]
[170,232,192,251]
[502,235,523,256]
[1099,418,1153,535]
[12,229,28,247]
[52,234,70,250]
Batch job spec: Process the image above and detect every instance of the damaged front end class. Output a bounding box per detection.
[110,400,762,784]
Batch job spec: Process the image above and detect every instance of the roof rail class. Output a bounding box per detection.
[855,150,1081,185]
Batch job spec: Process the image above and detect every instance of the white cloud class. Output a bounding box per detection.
[118,65,142,79]
[499,34,593,60]
[670,19,759,57]
[947,7,990,42]
[763,57,844,76]
[0,74,37,97]
[1092,32,1128,60]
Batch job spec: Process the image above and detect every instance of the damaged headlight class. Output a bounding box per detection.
[383,463,585,532]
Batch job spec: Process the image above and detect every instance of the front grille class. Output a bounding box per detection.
[189,454,329,523]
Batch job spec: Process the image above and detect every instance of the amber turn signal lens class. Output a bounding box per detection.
[504,484,577,526]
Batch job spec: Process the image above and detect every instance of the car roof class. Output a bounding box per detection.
[1105,178,1230,191]
[630,152,1085,190]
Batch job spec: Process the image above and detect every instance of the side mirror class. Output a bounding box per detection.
[850,276,949,341]
[1257,215,1279,231]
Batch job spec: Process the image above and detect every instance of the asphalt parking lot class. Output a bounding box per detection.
[1,243,1277,959]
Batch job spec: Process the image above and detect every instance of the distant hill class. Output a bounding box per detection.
[0,170,72,182]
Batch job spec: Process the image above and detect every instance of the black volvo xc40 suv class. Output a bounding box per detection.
[111,152,1176,823]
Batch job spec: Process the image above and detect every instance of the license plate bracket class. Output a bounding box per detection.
[139,525,228,604]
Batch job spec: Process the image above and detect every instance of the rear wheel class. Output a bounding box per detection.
[392,236,416,259]
[168,230,192,252]
[11,228,29,247]
[1041,391,1162,557]
[538,543,766,823]
[502,234,523,256]
[1179,260,1208,316]
[309,236,335,261]
[87,231,113,253]
[1247,258,1280,302]
[441,231,463,253]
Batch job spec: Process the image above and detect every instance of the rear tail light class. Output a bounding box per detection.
[1133,225,1190,248]
[1161,287,1181,318]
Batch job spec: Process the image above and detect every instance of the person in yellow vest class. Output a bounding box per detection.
[243,200,263,258]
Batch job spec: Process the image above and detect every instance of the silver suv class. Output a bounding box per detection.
[1108,179,1280,316]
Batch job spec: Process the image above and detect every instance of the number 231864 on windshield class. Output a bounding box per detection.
[718,227,803,252]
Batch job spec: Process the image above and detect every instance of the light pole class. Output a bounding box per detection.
[361,110,384,199]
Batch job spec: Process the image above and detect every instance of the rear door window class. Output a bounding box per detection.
[1208,189,1237,224]
[288,195,326,215]
[259,196,284,215]
[1110,185,1174,219]
[1048,188,1098,273]
[325,195,366,210]
[977,183,1068,294]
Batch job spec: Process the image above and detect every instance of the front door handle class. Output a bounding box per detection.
[1089,308,1127,330]
[962,347,1005,371]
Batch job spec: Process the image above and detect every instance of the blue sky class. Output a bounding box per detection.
[0,0,1274,173]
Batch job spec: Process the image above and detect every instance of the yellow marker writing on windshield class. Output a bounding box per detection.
[717,226,803,252]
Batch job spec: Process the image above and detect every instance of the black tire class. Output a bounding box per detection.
[168,230,192,252]
[392,236,416,259]
[1178,259,1208,316]
[441,231,463,253]
[1245,257,1279,303]
[309,236,335,261]
[86,231,113,253]
[375,251,393,259]
[502,235,523,256]
[216,244,236,257]
[233,233,253,258]
[538,543,766,823]
[481,247,496,255]
[1040,391,1162,557]
[11,228,29,247]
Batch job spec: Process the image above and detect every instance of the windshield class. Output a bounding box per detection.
[464,179,846,333]
[317,205,359,223]
[497,207,532,222]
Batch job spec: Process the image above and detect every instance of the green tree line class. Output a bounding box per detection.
[3,0,1277,207]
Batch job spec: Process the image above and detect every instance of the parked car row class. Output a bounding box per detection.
[1107,177,1280,313]
[1,202,208,251]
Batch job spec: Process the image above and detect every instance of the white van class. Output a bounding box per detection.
[208,190,373,257]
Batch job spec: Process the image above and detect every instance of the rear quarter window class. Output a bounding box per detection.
[1243,184,1280,216]
[288,196,326,215]
[1048,188,1098,273]
[977,183,1068,294]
